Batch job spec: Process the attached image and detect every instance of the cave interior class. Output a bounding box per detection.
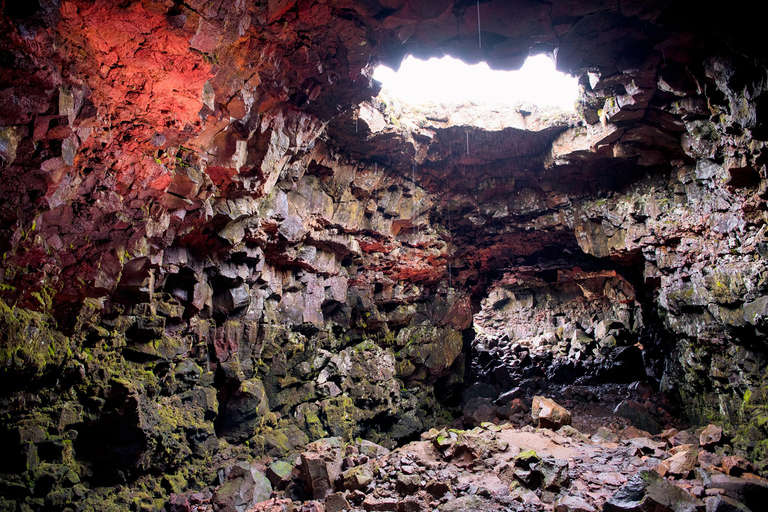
[2,1,768,511]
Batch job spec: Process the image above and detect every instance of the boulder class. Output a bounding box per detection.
[301,453,333,500]
[603,470,704,512]
[213,463,273,512]
[531,396,572,430]
[614,401,661,435]
[265,461,293,490]
[699,425,723,447]
[657,449,698,477]
[708,473,768,510]
[704,495,751,512]
[325,493,351,512]
[341,465,374,491]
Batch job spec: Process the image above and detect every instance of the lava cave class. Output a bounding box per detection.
[2,1,768,511]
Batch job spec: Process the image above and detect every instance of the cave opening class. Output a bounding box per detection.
[4,1,768,510]
[373,54,579,111]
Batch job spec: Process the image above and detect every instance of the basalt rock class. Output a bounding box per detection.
[3,0,768,510]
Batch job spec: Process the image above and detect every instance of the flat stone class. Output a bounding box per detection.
[555,495,597,512]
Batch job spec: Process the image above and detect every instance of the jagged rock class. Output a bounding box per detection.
[341,465,374,491]
[658,449,699,477]
[707,474,768,511]
[301,453,333,500]
[603,470,704,512]
[532,396,572,430]
[213,284,251,315]
[325,493,351,512]
[722,456,751,477]
[266,461,293,490]
[213,463,273,512]
[699,425,723,447]
[704,495,752,512]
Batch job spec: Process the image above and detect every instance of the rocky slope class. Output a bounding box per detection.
[2,1,768,510]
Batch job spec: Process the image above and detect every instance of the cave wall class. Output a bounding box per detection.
[2,0,768,509]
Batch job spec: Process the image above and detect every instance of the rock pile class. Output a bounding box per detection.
[174,417,767,512]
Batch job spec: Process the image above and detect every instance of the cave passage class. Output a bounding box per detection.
[2,1,768,511]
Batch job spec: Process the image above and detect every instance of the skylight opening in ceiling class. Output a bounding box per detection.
[373,54,579,111]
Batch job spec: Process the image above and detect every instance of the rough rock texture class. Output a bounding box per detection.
[2,0,768,509]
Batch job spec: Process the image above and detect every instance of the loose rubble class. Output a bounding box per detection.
[166,402,766,512]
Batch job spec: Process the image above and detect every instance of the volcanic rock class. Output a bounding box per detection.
[532,396,572,430]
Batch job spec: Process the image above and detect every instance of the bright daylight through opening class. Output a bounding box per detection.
[374,54,579,110]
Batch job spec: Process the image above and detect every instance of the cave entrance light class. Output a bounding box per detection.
[373,54,578,111]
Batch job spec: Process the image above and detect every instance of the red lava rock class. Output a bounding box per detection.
[620,426,652,440]
[555,495,597,512]
[532,396,572,430]
[657,448,698,477]
[722,456,752,476]
[699,424,723,447]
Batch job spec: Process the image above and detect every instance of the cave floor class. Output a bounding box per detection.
[182,387,763,512]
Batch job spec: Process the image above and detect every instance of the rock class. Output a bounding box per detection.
[462,398,498,426]
[658,449,698,477]
[559,425,592,444]
[359,440,390,458]
[707,473,768,511]
[325,493,351,512]
[395,472,421,493]
[594,427,619,444]
[699,425,723,447]
[532,396,572,430]
[244,498,296,512]
[426,480,451,497]
[363,496,399,511]
[219,378,270,442]
[722,456,751,476]
[301,453,333,500]
[614,401,662,435]
[341,465,374,491]
[214,283,251,315]
[626,437,666,455]
[539,457,570,490]
[670,431,700,448]
[555,495,598,512]
[213,463,273,512]
[509,450,569,490]
[698,451,724,470]
[603,470,704,512]
[266,461,293,490]
[621,426,653,440]
[704,495,751,512]
[397,496,425,512]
